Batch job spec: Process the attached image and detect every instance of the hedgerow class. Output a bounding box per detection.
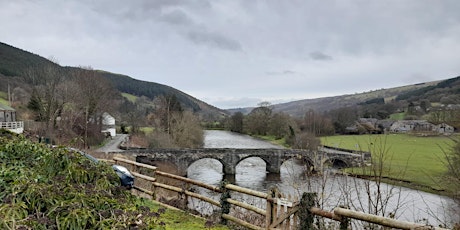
[0,130,165,229]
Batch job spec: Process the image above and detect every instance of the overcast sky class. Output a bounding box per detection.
[1,0,460,109]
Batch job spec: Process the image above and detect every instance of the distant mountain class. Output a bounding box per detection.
[2,41,458,121]
[271,81,443,117]
[229,77,460,117]
[0,42,227,120]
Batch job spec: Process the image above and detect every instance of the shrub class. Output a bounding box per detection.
[0,132,165,229]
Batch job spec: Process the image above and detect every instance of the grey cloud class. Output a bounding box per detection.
[403,73,432,84]
[187,30,242,51]
[140,0,211,11]
[159,9,193,25]
[309,52,333,61]
[266,70,297,75]
[89,0,209,22]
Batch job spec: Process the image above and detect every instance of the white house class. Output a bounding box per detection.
[390,120,454,135]
[0,104,23,134]
[389,120,432,133]
[101,112,116,137]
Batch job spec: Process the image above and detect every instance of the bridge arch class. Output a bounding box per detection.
[280,155,315,174]
[236,155,272,173]
[323,157,350,169]
[187,158,224,172]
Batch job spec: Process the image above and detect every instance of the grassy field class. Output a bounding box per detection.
[138,198,227,230]
[122,92,138,103]
[389,112,405,120]
[0,97,8,106]
[0,91,9,105]
[320,134,456,191]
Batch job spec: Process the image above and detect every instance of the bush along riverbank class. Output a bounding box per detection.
[0,130,227,229]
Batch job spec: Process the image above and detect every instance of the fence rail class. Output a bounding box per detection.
[111,157,449,230]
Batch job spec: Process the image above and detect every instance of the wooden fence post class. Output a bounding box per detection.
[298,192,316,230]
[150,168,156,200]
[265,187,276,228]
[338,205,349,230]
[219,180,231,225]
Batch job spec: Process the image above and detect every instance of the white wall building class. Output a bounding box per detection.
[101,112,116,137]
[0,104,23,134]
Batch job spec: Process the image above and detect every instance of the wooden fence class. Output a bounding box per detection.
[112,157,449,230]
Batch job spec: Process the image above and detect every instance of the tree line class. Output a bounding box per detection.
[223,102,328,150]
[223,96,460,147]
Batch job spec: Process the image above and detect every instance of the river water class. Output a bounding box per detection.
[186,130,458,227]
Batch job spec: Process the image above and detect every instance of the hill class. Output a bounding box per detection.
[0,42,59,77]
[271,81,443,117]
[96,70,227,119]
[0,42,227,120]
[2,41,459,122]
[229,77,460,118]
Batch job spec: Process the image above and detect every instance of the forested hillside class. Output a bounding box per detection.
[0,42,226,119]
[268,81,443,117]
[0,42,58,77]
[0,41,225,149]
[395,76,460,103]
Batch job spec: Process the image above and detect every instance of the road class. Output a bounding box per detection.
[95,134,128,153]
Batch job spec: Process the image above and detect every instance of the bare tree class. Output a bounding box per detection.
[170,111,204,148]
[438,139,460,227]
[338,135,406,229]
[245,102,272,135]
[269,112,294,139]
[24,61,68,138]
[68,67,117,147]
[153,94,183,134]
[301,109,334,136]
[228,112,244,133]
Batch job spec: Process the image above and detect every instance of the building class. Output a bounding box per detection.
[390,120,454,135]
[0,104,24,134]
[433,123,455,134]
[101,112,116,137]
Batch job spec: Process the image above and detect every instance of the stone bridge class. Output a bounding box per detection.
[117,147,371,176]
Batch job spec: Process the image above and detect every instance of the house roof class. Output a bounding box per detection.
[396,120,431,125]
[0,104,15,111]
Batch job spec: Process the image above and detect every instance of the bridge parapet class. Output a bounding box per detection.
[117,148,370,176]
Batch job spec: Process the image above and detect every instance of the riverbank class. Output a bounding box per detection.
[321,133,456,195]
[197,130,457,227]
[254,132,456,195]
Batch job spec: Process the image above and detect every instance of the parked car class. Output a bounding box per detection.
[66,147,135,189]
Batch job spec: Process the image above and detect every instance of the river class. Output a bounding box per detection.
[186,130,458,227]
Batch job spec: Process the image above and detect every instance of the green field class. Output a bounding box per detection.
[0,98,7,106]
[321,134,456,191]
[122,92,138,103]
[389,112,405,120]
[0,91,8,105]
